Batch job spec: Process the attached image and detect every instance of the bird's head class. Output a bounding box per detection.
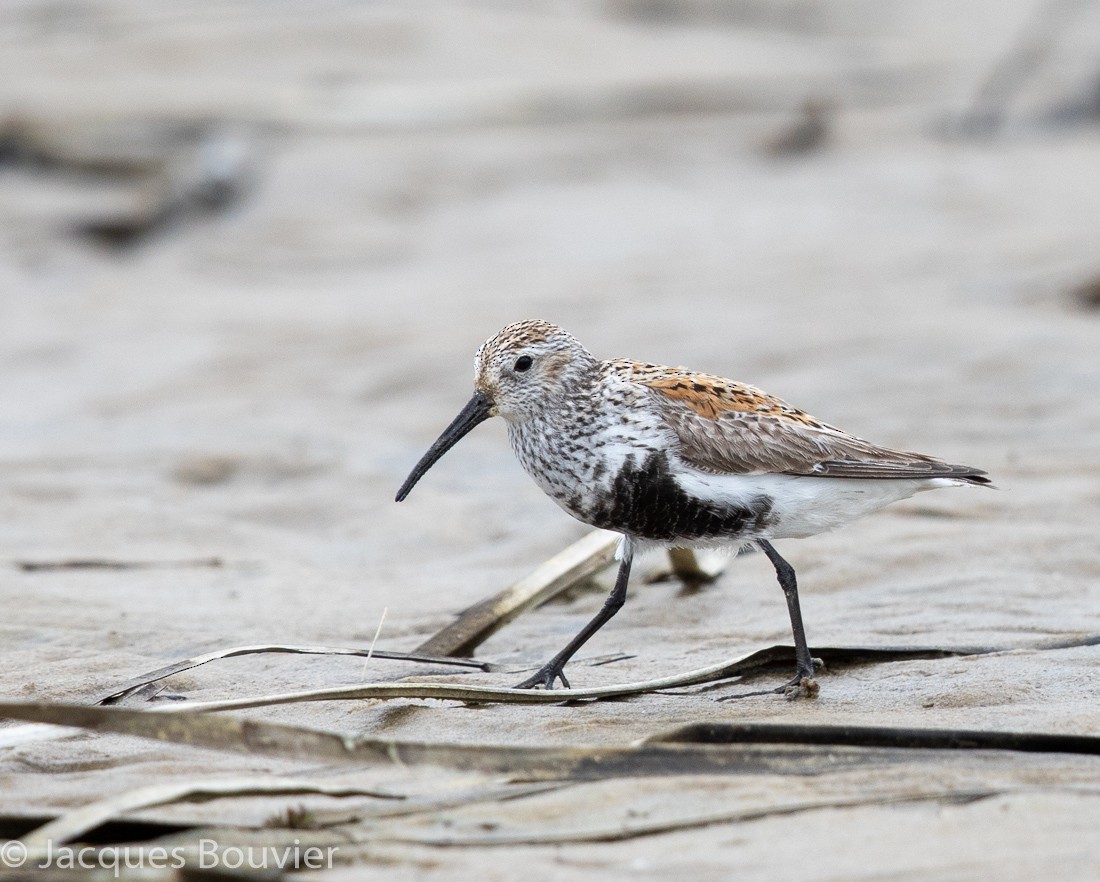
[395,320,596,501]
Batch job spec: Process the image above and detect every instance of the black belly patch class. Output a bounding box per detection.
[583,452,774,541]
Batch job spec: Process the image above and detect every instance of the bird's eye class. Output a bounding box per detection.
[513,355,533,373]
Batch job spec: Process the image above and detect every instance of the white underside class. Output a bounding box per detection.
[613,471,969,559]
[676,471,961,542]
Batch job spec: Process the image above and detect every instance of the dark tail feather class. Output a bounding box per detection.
[955,469,993,487]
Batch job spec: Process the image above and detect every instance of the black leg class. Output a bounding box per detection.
[515,539,635,690]
[757,540,818,694]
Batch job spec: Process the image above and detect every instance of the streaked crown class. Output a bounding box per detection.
[474,320,598,421]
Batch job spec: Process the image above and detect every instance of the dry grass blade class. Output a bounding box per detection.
[132,674,733,715]
[127,643,1001,713]
[164,658,769,712]
[666,547,724,585]
[99,644,495,705]
[384,789,1004,847]
[6,701,1100,789]
[641,721,1100,755]
[0,701,939,779]
[415,529,620,657]
[14,557,223,572]
[128,647,814,713]
[298,782,572,829]
[21,777,403,849]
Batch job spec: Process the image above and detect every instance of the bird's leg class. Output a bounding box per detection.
[514,540,635,690]
[757,540,820,697]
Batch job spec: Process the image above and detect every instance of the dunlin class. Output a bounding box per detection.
[396,320,990,694]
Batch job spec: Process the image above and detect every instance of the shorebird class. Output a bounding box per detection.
[396,320,990,694]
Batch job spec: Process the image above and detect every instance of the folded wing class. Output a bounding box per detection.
[639,369,989,483]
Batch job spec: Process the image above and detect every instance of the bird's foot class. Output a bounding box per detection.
[777,657,824,700]
[782,675,820,700]
[514,661,570,690]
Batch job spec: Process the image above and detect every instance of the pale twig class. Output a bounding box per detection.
[362,606,388,679]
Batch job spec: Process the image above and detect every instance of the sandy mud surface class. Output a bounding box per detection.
[2,2,1100,879]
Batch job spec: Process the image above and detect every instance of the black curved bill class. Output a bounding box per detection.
[395,390,493,502]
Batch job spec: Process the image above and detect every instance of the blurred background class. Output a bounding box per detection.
[2,1,1099,690]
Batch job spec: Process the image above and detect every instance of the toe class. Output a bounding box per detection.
[783,676,820,700]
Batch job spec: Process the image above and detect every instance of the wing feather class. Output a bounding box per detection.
[640,373,988,483]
